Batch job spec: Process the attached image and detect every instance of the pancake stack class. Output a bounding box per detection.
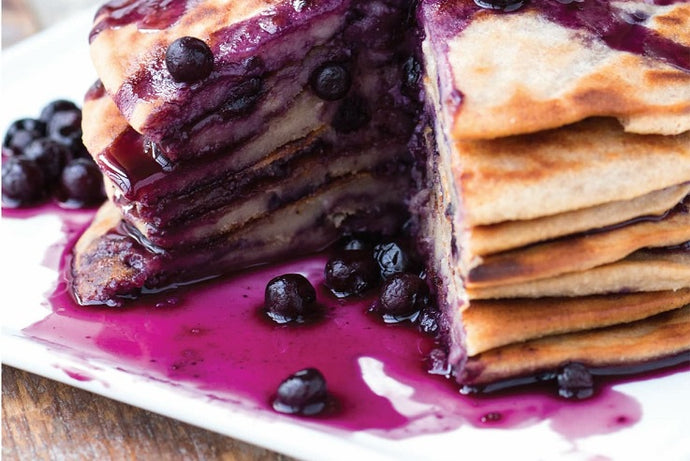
[416,0,690,390]
[74,0,690,391]
[74,0,417,305]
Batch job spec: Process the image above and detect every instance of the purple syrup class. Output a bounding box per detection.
[90,0,190,43]
[425,0,689,72]
[61,367,95,382]
[9,207,690,444]
[95,127,165,197]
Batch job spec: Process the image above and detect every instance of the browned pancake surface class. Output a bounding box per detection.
[438,3,690,139]
[463,290,690,355]
[453,119,690,227]
[460,305,690,386]
[466,211,690,287]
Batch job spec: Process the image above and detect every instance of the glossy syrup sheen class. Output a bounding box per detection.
[426,0,689,72]
[11,207,690,445]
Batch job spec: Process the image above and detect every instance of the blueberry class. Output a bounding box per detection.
[473,0,524,12]
[40,99,80,123]
[401,56,422,96]
[324,250,379,297]
[373,273,430,322]
[264,274,317,324]
[417,307,440,335]
[341,235,370,251]
[23,138,70,185]
[219,78,263,119]
[166,36,214,83]
[373,241,411,279]
[3,118,47,155]
[310,63,351,101]
[338,233,376,251]
[47,109,82,147]
[272,368,329,416]
[557,362,594,399]
[2,156,46,206]
[426,348,451,375]
[58,158,105,206]
[331,95,370,134]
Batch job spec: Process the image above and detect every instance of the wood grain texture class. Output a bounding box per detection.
[2,366,293,461]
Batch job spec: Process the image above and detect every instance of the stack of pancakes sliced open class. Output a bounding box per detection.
[416,0,690,389]
[74,0,417,305]
[73,0,690,391]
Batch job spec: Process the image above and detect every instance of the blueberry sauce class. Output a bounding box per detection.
[61,368,95,383]
[90,0,191,43]
[103,0,345,123]
[426,0,690,72]
[9,207,689,444]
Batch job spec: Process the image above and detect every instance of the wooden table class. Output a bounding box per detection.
[1,3,291,459]
[2,366,291,460]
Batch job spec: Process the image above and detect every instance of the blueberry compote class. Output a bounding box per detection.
[9,210,687,451]
[428,0,690,72]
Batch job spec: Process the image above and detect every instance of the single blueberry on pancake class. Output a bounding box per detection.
[165,36,214,83]
[310,62,351,101]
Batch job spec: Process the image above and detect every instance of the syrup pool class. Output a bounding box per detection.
[6,206,688,446]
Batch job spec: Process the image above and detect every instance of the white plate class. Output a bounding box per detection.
[2,8,689,461]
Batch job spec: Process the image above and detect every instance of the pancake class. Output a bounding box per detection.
[469,183,690,256]
[73,173,409,306]
[460,305,690,388]
[467,249,690,299]
[466,208,690,287]
[420,0,690,140]
[452,118,690,227]
[463,289,690,356]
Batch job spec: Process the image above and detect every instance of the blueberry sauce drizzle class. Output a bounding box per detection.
[90,0,190,43]
[5,207,689,444]
[96,0,345,122]
[426,0,690,72]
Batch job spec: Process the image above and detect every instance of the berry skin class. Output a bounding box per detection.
[474,0,524,12]
[264,274,317,324]
[324,250,379,298]
[401,56,422,96]
[272,368,329,416]
[166,36,214,83]
[373,273,430,322]
[2,156,46,206]
[310,63,351,101]
[58,158,105,207]
[23,138,70,185]
[373,241,411,279]
[40,99,80,123]
[3,118,46,156]
[557,362,594,400]
[47,109,82,147]
[341,235,370,251]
